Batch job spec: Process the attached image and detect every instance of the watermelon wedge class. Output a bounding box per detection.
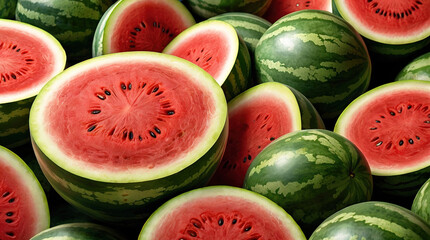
[0,19,66,148]
[0,145,49,240]
[139,186,306,239]
[29,52,228,223]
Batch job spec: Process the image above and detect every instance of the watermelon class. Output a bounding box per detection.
[412,177,430,225]
[262,0,332,23]
[31,223,125,240]
[0,0,17,19]
[0,19,66,148]
[16,0,113,60]
[92,0,195,57]
[29,51,228,224]
[310,201,430,239]
[0,145,49,240]
[185,0,272,19]
[209,82,324,187]
[243,129,373,236]
[334,80,430,206]
[395,51,430,82]
[254,10,371,122]
[332,0,430,58]
[139,185,306,239]
[163,19,251,101]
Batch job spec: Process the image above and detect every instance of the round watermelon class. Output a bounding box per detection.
[139,185,306,239]
[243,129,373,236]
[254,9,371,122]
[29,52,228,223]
[185,0,272,19]
[31,223,125,240]
[0,19,66,148]
[412,177,430,225]
[395,51,430,82]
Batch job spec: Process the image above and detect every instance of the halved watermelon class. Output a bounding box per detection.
[334,80,430,205]
[209,82,324,187]
[0,19,66,148]
[93,0,195,56]
[29,52,228,223]
[0,145,49,240]
[263,0,332,23]
[139,185,306,239]
[333,0,430,56]
[163,19,251,101]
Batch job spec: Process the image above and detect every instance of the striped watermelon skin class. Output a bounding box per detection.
[396,52,430,81]
[31,223,125,240]
[243,129,372,235]
[310,201,430,240]
[412,178,430,225]
[210,12,271,55]
[0,98,34,148]
[254,10,371,121]
[0,0,17,19]
[16,0,113,60]
[185,0,272,19]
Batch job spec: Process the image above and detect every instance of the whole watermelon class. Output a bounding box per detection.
[243,129,373,236]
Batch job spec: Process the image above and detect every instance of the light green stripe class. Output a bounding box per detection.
[0,108,29,123]
[224,19,268,34]
[16,3,57,26]
[20,0,102,19]
[276,11,349,29]
[55,29,93,42]
[0,125,28,137]
[258,26,296,44]
[403,57,430,72]
[295,33,363,56]
[414,181,430,211]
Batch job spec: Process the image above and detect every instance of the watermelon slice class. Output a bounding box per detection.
[333,0,430,56]
[29,51,228,223]
[209,82,324,187]
[263,0,332,23]
[334,80,430,205]
[139,185,306,239]
[93,0,195,56]
[163,19,251,101]
[0,19,66,148]
[0,145,49,240]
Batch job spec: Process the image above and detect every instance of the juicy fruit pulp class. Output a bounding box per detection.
[139,186,306,239]
[0,146,49,240]
[100,0,195,55]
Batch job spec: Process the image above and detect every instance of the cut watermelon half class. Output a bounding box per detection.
[333,0,430,45]
[0,145,49,240]
[334,80,430,203]
[29,51,228,222]
[209,82,324,187]
[139,186,306,239]
[163,19,251,101]
[93,0,195,56]
[263,0,332,23]
[0,19,66,148]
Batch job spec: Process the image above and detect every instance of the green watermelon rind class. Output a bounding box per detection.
[30,222,125,240]
[101,0,196,56]
[333,0,430,45]
[334,80,430,176]
[395,52,430,82]
[29,51,227,183]
[412,178,430,224]
[92,0,120,57]
[138,185,306,239]
[0,145,50,236]
[163,19,251,101]
[310,201,430,240]
[185,0,272,19]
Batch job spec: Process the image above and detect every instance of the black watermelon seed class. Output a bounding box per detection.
[399,140,404,146]
[153,86,159,93]
[141,22,146,28]
[244,226,252,232]
[11,73,16,79]
[149,131,156,138]
[167,110,175,115]
[243,157,247,163]
[232,219,237,224]
[153,22,157,27]
[2,192,10,197]
[128,83,132,90]
[5,219,12,223]
[121,83,126,90]
[97,94,105,100]
[375,120,381,123]
[88,125,96,132]
[218,218,224,226]
[188,230,197,237]
[223,161,229,169]
[16,48,20,52]
[248,155,251,160]
[154,127,161,134]
[370,127,377,130]
[8,198,15,203]
[130,32,137,36]
[270,137,275,141]
[6,232,14,236]
[139,135,143,141]
[135,27,141,32]
[409,139,414,144]
[91,110,101,114]
[376,141,383,146]
[129,131,134,140]
[416,136,421,140]
[6,212,13,216]
[193,222,201,228]
[408,105,412,109]
[104,90,111,95]
[390,111,395,116]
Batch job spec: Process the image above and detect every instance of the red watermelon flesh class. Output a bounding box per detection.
[106,0,195,54]
[209,82,301,187]
[263,0,332,23]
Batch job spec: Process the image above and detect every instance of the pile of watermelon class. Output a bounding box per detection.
[1,0,429,239]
